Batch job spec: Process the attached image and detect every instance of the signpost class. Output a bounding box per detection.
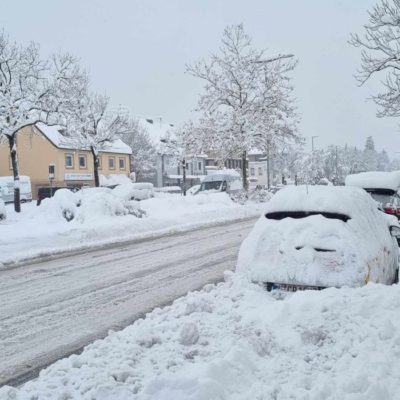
[48,164,55,197]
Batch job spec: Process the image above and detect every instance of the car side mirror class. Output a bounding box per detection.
[390,225,400,238]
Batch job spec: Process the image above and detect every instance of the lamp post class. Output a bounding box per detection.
[311,136,318,152]
[311,136,318,184]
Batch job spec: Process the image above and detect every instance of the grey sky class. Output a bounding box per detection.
[1,0,399,156]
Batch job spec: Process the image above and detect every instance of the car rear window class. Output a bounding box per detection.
[265,211,350,222]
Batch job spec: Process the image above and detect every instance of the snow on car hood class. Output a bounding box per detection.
[237,185,397,287]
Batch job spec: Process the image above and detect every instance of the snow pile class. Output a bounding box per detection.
[237,185,398,287]
[155,186,182,193]
[38,187,145,223]
[3,277,400,399]
[0,192,262,265]
[100,174,132,187]
[345,171,400,191]
[112,183,154,201]
[0,198,6,220]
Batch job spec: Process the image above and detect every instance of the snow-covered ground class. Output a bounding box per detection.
[2,274,400,399]
[0,191,261,266]
[0,219,255,387]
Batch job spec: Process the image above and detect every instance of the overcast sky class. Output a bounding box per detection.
[1,0,399,156]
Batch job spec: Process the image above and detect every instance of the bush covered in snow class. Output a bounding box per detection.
[39,187,146,222]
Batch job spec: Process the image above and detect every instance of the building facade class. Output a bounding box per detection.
[0,124,132,199]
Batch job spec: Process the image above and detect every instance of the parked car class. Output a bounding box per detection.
[237,185,400,291]
[112,182,154,201]
[345,171,400,218]
[198,170,242,194]
[0,175,32,203]
[0,198,6,220]
[37,186,72,206]
[187,184,201,195]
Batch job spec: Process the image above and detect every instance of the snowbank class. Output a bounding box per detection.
[3,276,400,399]
[0,199,5,220]
[345,171,400,191]
[0,192,262,266]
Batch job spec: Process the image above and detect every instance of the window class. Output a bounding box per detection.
[78,154,87,169]
[65,153,74,169]
[258,167,263,176]
[119,157,126,170]
[109,156,115,170]
[9,157,12,170]
[198,162,202,171]
[98,155,102,170]
[250,168,255,176]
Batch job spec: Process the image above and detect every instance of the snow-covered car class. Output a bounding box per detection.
[345,171,400,218]
[112,182,154,201]
[187,184,201,195]
[237,185,400,291]
[0,198,6,220]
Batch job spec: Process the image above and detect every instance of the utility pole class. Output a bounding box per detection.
[311,136,318,152]
[182,158,187,196]
[311,136,318,184]
[266,141,271,189]
[335,146,339,185]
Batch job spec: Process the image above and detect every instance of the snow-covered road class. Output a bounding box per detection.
[0,218,255,387]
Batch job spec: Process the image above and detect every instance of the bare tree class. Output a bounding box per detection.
[67,93,133,187]
[0,32,84,211]
[350,0,400,117]
[186,24,298,189]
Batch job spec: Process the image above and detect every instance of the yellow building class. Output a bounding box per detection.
[0,123,132,199]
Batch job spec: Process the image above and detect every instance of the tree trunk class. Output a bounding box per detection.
[91,147,100,187]
[8,135,21,212]
[241,150,248,191]
[182,158,187,196]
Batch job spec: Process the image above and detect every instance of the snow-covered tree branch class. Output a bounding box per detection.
[67,92,133,187]
[350,0,400,117]
[121,118,157,181]
[0,31,85,211]
[186,24,299,189]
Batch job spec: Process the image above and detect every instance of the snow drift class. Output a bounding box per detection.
[2,276,400,399]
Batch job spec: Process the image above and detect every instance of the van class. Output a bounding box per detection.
[198,171,243,194]
[0,176,32,203]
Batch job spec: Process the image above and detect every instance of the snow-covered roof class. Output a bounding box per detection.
[248,148,263,156]
[345,171,400,191]
[35,123,132,155]
[137,118,175,148]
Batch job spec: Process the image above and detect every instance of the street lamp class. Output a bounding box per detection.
[311,136,319,185]
[311,136,319,152]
